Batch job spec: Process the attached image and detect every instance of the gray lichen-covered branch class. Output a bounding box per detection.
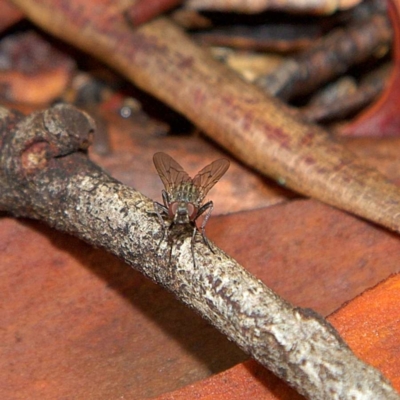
[0,104,398,400]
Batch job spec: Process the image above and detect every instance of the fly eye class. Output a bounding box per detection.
[187,203,197,219]
[169,202,178,217]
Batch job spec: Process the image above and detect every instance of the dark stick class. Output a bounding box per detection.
[0,104,398,399]
[256,12,392,100]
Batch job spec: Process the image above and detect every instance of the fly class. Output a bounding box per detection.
[152,152,230,266]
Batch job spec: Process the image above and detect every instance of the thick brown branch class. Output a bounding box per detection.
[0,104,398,399]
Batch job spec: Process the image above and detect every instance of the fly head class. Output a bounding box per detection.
[169,201,197,224]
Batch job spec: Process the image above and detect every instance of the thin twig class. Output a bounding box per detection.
[255,12,392,100]
[0,104,398,399]
[300,63,391,123]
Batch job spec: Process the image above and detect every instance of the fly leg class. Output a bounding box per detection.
[148,190,171,249]
[190,201,214,268]
[190,224,199,269]
[194,200,214,253]
[151,201,169,249]
[151,191,177,266]
[151,201,176,266]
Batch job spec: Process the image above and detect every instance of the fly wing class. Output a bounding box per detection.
[192,158,230,201]
[153,152,191,192]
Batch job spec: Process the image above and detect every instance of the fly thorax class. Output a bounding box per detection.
[174,183,202,205]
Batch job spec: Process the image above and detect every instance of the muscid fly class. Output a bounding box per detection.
[152,152,230,266]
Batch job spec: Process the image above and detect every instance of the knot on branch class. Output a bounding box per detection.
[18,104,95,175]
[0,104,99,216]
[43,104,95,153]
